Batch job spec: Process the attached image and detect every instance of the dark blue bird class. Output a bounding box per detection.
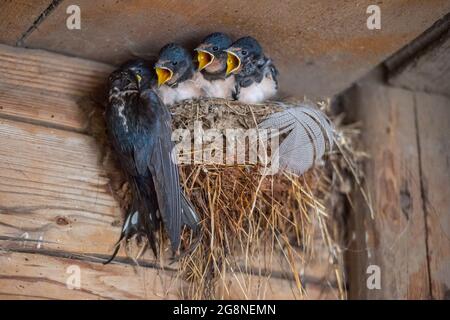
[154,43,208,106]
[104,60,200,264]
[225,36,278,104]
[195,32,236,99]
[120,59,157,89]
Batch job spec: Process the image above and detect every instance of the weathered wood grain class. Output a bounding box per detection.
[0,117,127,258]
[415,92,450,300]
[344,83,430,299]
[0,1,53,45]
[389,29,450,98]
[0,44,113,131]
[15,0,450,98]
[0,251,178,299]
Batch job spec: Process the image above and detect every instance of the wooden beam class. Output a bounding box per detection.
[344,82,430,299]
[0,1,54,46]
[389,28,450,98]
[0,117,126,258]
[415,92,450,299]
[13,0,450,98]
[0,44,113,131]
[0,251,178,299]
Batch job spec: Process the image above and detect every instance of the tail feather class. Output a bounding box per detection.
[103,211,139,265]
[181,193,201,233]
[105,191,201,264]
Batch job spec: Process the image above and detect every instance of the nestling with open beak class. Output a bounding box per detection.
[104,60,200,264]
[225,36,278,104]
[154,43,208,106]
[195,32,236,99]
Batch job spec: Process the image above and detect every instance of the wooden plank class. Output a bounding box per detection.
[0,251,178,299]
[0,117,127,258]
[0,1,53,45]
[18,0,450,98]
[389,29,450,97]
[0,44,113,131]
[415,92,450,300]
[344,82,430,299]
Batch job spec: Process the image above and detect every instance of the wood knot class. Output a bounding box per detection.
[400,189,412,220]
[111,219,121,227]
[55,216,69,226]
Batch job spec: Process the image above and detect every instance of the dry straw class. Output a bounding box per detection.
[83,96,367,300]
[169,98,364,299]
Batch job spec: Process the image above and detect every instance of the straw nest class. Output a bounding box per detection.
[83,96,366,300]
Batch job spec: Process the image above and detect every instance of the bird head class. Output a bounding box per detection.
[119,59,155,90]
[225,36,263,76]
[108,69,139,93]
[195,32,232,74]
[155,43,194,87]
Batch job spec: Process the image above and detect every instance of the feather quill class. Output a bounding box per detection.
[259,103,334,175]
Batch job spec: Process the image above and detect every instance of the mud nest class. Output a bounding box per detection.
[171,98,363,299]
[83,97,367,300]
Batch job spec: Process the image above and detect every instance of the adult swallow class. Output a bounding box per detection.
[154,43,208,106]
[225,36,278,104]
[195,32,236,99]
[104,60,200,264]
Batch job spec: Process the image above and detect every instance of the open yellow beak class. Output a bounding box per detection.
[196,50,214,71]
[155,67,173,86]
[226,51,241,75]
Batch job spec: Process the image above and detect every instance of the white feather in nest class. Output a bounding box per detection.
[258,103,335,175]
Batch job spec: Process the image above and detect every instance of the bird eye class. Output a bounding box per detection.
[213,46,219,51]
[241,50,248,55]
[172,61,178,66]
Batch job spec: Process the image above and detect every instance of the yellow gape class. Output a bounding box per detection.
[136,74,142,83]
[197,50,214,71]
[155,67,173,86]
[226,51,241,75]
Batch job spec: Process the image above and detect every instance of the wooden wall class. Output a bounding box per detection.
[1,1,449,98]
[343,31,450,298]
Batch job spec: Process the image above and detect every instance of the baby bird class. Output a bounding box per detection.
[154,43,208,106]
[225,36,278,104]
[104,60,199,264]
[195,32,236,99]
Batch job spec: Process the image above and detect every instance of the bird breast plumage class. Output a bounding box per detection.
[238,74,277,104]
[202,75,235,99]
[156,72,208,106]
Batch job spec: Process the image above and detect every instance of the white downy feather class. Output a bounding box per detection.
[202,75,235,99]
[259,103,334,175]
[238,75,277,104]
[157,72,209,106]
